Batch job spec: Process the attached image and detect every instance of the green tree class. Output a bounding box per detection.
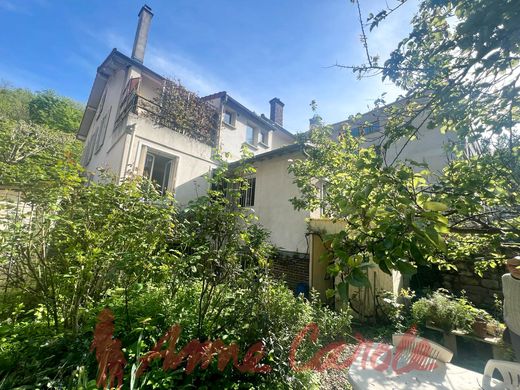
[28,90,83,134]
[0,85,83,197]
[291,0,519,298]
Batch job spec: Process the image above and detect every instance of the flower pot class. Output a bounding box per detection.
[472,319,488,338]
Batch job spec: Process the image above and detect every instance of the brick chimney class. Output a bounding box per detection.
[269,98,284,126]
[131,5,153,63]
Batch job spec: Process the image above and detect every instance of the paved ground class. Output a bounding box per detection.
[318,344,356,390]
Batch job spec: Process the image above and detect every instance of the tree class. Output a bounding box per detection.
[0,85,83,198]
[28,90,83,134]
[290,0,519,297]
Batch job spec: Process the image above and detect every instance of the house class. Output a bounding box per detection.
[76,5,460,308]
[77,5,295,206]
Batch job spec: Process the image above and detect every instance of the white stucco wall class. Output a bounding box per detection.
[206,97,295,161]
[126,115,217,206]
[333,107,456,174]
[251,151,310,253]
[81,68,128,179]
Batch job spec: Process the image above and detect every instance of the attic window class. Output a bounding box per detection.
[223,110,235,127]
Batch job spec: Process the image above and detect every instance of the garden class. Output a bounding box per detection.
[1,0,519,387]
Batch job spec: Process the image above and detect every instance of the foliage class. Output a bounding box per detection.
[290,127,453,298]
[290,0,519,299]
[0,172,177,333]
[353,0,520,260]
[411,289,488,333]
[142,79,218,146]
[28,90,84,134]
[376,288,416,334]
[0,85,83,193]
[0,151,352,388]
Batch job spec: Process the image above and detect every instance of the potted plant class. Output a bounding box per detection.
[411,289,473,333]
[471,309,493,338]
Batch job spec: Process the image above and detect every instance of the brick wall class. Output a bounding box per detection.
[440,261,503,308]
[271,250,309,292]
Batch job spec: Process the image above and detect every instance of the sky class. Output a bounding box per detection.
[0,0,419,133]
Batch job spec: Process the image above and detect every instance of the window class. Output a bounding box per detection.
[96,89,107,120]
[95,107,112,154]
[351,121,380,137]
[240,177,256,207]
[246,125,255,145]
[143,152,176,195]
[259,129,269,145]
[223,111,234,126]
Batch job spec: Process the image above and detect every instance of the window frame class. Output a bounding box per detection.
[245,125,256,145]
[141,147,179,195]
[223,110,235,127]
[259,129,269,146]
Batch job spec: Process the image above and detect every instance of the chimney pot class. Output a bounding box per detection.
[269,98,284,126]
[132,5,153,63]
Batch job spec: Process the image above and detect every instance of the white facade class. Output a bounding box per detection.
[247,148,310,253]
[78,50,295,207]
[332,104,457,174]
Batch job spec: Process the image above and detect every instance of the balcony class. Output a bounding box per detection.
[116,77,218,147]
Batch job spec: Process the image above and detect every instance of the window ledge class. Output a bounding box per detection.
[257,141,269,148]
[223,121,236,130]
[244,142,258,150]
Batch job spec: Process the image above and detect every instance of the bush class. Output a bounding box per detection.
[0,157,353,389]
[411,289,479,333]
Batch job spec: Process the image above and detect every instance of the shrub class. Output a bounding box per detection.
[411,289,478,333]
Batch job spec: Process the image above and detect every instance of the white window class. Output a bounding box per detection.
[240,177,256,207]
[143,152,176,195]
[259,129,269,145]
[246,125,255,145]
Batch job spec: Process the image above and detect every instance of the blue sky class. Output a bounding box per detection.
[0,0,418,132]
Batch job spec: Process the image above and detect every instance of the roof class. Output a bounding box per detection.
[228,143,303,168]
[202,91,295,140]
[77,49,165,140]
[77,50,295,142]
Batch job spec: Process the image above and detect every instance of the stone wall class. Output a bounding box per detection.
[440,261,503,308]
[271,250,309,292]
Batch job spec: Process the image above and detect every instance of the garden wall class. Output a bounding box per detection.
[271,250,309,292]
[440,261,503,308]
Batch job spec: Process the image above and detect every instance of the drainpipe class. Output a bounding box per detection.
[122,123,136,181]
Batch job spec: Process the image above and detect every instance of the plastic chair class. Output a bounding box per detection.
[482,359,520,389]
[392,333,454,363]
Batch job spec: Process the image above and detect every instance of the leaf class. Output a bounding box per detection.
[423,201,448,211]
[337,281,348,301]
[396,260,417,275]
[347,268,370,287]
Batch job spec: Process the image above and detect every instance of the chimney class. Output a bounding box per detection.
[131,5,154,63]
[269,98,284,126]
